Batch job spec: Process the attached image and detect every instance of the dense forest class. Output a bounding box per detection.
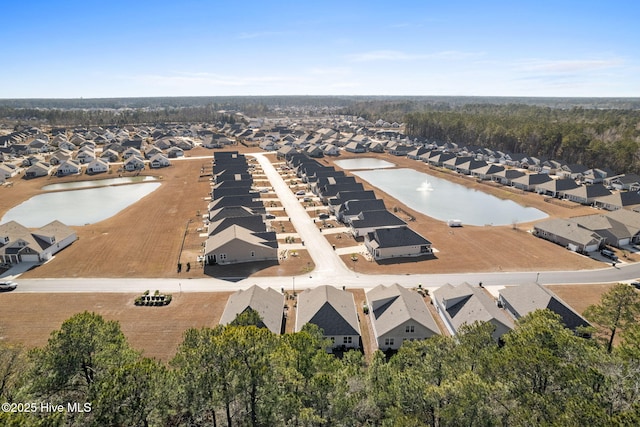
[1,284,639,426]
[403,105,640,174]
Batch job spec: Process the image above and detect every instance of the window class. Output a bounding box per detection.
[384,338,394,346]
[405,325,415,333]
[219,253,227,261]
[250,251,255,257]
[343,336,352,344]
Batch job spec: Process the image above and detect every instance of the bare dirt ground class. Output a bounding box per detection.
[546,283,615,316]
[324,152,614,274]
[0,292,231,361]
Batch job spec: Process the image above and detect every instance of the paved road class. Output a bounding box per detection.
[253,153,354,279]
[7,153,640,294]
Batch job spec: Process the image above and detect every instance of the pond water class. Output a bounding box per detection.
[334,158,395,170]
[351,168,548,226]
[41,176,158,191]
[1,182,162,227]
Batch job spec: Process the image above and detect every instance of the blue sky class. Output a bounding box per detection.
[3,0,639,98]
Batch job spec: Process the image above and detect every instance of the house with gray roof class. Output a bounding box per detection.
[24,161,52,178]
[570,214,637,248]
[336,198,386,223]
[204,225,277,265]
[562,184,612,205]
[349,210,406,237]
[219,285,285,334]
[366,284,440,350]
[491,169,525,185]
[364,226,432,260]
[605,174,640,191]
[533,218,604,253]
[207,215,266,236]
[535,178,580,198]
[471,164,505,180]
[511,173,553,191]
[498,283,591,333]
[295,285,361,352]
[605,210,640,243]
[433,282,514,341]
[594,191,640,211]
[0,220,77,265]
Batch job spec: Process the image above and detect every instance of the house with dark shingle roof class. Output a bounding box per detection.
[594,191,640,211]
[499,283,591,333]
[562,184,612,205]
[511,173,553,191]
[570,214,637,248]
[535,178,580,198]
[295,285,361,352]
[364,226,432,260]
[349,210,406,237]
[367,284,440,350]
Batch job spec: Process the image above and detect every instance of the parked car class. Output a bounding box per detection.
[318,213,330,220]
[295,190,306,196]
[265,214,276,219]
[0,280,18,291]
[630,281,640,289]
[600,249,619,262]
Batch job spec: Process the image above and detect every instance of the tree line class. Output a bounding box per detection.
[1,284,639,426]
[403,104,640,174]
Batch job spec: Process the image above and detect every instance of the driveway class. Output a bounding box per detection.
[252,153,354,280]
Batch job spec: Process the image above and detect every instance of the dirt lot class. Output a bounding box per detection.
[323,152,618,274]
[0,292,231,361]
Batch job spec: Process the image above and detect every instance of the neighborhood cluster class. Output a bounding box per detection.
[218,280,590,353]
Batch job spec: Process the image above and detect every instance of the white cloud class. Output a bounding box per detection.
[515,58,624,73]
[347,50,484,62]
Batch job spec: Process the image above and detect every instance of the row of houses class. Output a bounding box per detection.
[433,282,591,342]
[533,209,640,253]
[203,152,278,266]
[285,151,433,261]
[0,220,77,266]
[219,281,589,353]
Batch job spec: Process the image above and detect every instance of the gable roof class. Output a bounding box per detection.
[499,283,590,330]
[296,285,360,336]
[367,284,439,336]
[350,210,406,229]
[219,285,284,334]
[434,282,514,332]
[367,226,431,248]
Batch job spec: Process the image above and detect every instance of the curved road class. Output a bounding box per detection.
[8,153,640,293]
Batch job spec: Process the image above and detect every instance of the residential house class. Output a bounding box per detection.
[0,163,19,179]
[594,192,640,211]
[75,148,96,164]
[336,198,386,223]
[433,282,514,341]
[570,214,636,248]
[498,283,591,333]
[123,156,145,171]
[295,285,361,352]
[24,162,52,178]
[99,149,120,163]
[0,220,77,265]
[492,169,525,185]
[559,164,589,180]
[56,159,81,176]
[471,164,505,180]
[562,184,612,205]
[344,141,367,153]
[535,178,580,198]
[204,225,277,265]
[533,218,604,252]
[86,158,109,174]
[364,226,432,260]
[511,173,552,192]
[219,285,285,334]
[349,210,407,237]
[49,149,73,165]
[367,284,440,350]
[606,174,640,191]
[606,210,640,243]
[122,147,143,160]
[149,153,171,169]
[167,146,185,158]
